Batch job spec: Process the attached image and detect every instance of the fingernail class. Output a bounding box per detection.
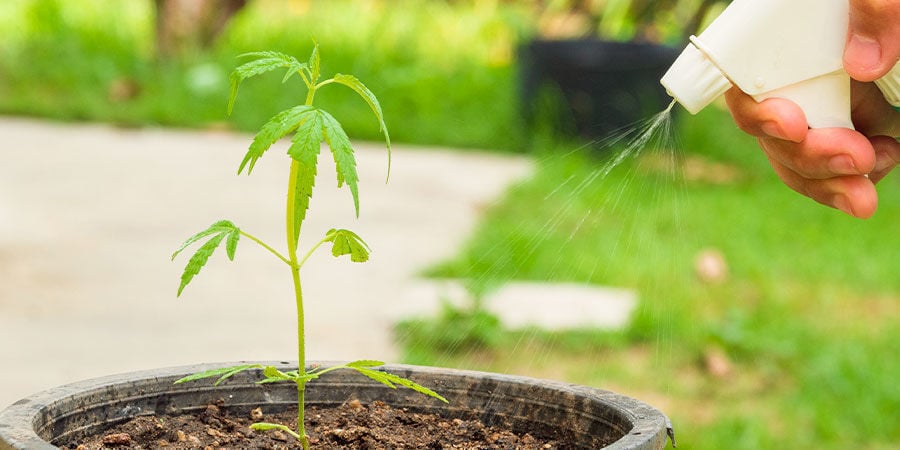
[761,121,787,140]
[828,155,858,175]
[845,34,881,73]
[832,195,854,216]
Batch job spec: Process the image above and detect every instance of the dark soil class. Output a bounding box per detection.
[60,400,571,449]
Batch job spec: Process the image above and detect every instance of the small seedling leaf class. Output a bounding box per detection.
[332,73,391,179]
[257,372,318,385]
[171,220,239,260]
[174,364,262,385]
[172,221,241,296]
[351,367,448,403]
[229,51,305,114]
[263,366,288,379]
[346,359,385,368]
[225,228,240,261]
[249,423,302,439]
[176,233,226,296]
[239,105,315,175]
[319,111,360,216]
[324,228,370,262]
[308,43,320,83]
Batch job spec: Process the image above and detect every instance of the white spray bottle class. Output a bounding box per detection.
[660,0,900,129]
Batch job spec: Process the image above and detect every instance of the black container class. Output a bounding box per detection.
[519,39,680,141]
[0,362,673,449]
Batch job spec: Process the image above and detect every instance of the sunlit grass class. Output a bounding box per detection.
[406,107,900,448]
[0,0,530,150]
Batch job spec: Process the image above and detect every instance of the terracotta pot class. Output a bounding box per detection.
[0,362,674,449]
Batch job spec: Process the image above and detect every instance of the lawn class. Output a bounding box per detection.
[400,107,900,449]
[0,0,530,150]
[3,1,899,448]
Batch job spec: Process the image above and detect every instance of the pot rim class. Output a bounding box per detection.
[0,361,674,449]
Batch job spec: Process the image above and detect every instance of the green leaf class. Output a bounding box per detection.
[176,233,224,296]
[174,364,262,385]
[225,228,240,261]
[240,105,315,175]
[351,366,448,403]
[319,110,360,216]
[249,423,302,440]
[347,359,386,368]
[171,220,239,260]
[286,110,323,245]
[263,365,287,379]
[331,73,391,179]
[308,43,320,83]
[229,51,305,115]
[324,228,371,263]
[172,220,241,296]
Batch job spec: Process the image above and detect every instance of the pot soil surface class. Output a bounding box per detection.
[60,399,586,449]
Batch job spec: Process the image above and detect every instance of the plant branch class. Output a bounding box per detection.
[314,78,335,90]
[298,69,312,90]
[239,230,293,267]
[296,236,330,270]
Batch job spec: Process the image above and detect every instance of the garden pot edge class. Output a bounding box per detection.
[0,361,674,449]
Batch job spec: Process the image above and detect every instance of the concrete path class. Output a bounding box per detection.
[0,118,534,409]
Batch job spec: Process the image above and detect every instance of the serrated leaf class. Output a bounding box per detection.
[240,105,315,175]
[225,228,240,261]
[319,110,360,216]
[263,366,286,379]
[172,221,240,296]
[171,220,239,260]
[177,233,225,296]
[249,423,302,439]
[174,364,261,385]
[324,228,370,263]
[347,359,385,368]
[229,51,305,115]
[332,73,391,179]
[257,372,318,385]
[352,367,448,403]
[286,110,323,245]
[308,43,320,82]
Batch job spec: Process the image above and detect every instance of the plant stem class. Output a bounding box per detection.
[239,230,293,267]
[297,237,329,270]
[286,158,309,449]
[287,75,322,447]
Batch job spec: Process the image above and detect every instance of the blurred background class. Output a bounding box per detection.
[1,1,899,449]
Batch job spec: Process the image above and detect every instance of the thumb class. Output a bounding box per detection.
[844,0,900,82]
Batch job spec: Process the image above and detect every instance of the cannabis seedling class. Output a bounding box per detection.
[171,46,446,449]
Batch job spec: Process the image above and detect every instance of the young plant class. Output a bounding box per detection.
[170,46,446,449]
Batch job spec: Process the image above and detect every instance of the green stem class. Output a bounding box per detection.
[297,237,330,270]
[298,70,312,90]
[239,230,293,267]
[286,159,309,450]
[314,78,335,90]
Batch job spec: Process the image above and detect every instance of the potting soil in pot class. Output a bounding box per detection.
[58,399,586,449]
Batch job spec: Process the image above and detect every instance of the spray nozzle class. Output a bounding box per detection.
[660,0,900,130]
[660,38,731,115]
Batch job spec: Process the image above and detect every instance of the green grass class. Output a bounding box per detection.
[0,0,531,150]
[400,107,900,449]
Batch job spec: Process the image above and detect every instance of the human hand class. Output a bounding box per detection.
[844,0,900,82]
[723,0,900,218]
